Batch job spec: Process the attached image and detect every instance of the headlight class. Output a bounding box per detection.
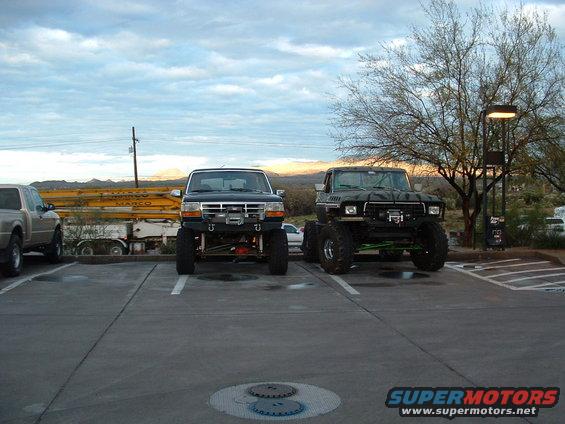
[181,202,201,217]
[345,205,357,215]
[428,205,441,215]
[265,202,285,218]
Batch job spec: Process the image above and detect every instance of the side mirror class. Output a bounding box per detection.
[414,183,423,192]
[170,189,182,198]
[276,189,286,198]
[315,184,325,192]
[46,203,56,211]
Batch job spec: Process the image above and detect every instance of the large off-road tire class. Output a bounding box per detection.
[268,229,288,275]
[302,221,319,263]
[44,228,63,264]
[410,222,448,271]
[1,234,23,277]
[379,249,403,262]
[176,227,195,275]
[319,223,354,274]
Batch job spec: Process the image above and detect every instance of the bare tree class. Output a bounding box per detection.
[332,0,563,245]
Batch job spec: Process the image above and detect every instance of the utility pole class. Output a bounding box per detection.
[131,126,139,188]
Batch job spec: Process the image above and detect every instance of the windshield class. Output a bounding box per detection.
[187,171,272,193]
[333,170,410,191]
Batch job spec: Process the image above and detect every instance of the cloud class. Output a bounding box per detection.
[0,151,210,184]
[7,27,171,62]
[103,61,208,80]
[272,37,359,59]
[208,84,255,95]
[256,74,285,86]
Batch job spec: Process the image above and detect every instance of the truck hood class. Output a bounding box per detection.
[183,191,283,203]
[327,190,442,204]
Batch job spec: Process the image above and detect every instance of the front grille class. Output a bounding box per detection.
[364,202,426,221]
[201,202,265,219]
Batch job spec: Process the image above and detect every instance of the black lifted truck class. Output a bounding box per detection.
[172,168,288,275]
[302,167,448,274]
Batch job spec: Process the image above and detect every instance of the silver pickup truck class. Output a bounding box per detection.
[0,185,62,277]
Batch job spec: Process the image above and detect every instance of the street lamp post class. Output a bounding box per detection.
[481,104,517,251]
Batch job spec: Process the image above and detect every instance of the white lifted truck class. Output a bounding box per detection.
[0,185,63,277]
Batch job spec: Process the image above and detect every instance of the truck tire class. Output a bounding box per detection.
[410,222,448,271]
[268,229,288,275]
[44,228,63,264]
[1,234,23,277]
[319,223,354,274]
[379,250,403,262]
[302,221,319,263]
[176,227,195,275]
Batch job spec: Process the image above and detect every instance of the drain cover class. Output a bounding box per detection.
[378,271,429,279]
[248,383,297,398]
[251,399,304,416]
[197,273,258,282]
[210,381,341,421]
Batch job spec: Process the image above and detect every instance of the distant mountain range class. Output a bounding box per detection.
[30,159,445,190]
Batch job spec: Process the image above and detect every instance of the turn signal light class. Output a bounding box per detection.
[181,210,202,217]
[266,211,285,218]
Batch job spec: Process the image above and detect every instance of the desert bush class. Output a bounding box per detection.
[506,205,547,247]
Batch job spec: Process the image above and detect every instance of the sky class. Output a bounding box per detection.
[0,0,563,183]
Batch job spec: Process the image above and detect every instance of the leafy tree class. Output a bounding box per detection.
[332,0,563,245]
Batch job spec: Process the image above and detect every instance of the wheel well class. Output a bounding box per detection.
[12,226,23,239]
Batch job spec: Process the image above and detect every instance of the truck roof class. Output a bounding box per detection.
[190,168,267,173]
[327,166,407,173]
[0,184,32,190]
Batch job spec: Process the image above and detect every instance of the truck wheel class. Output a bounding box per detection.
[268,229,288,275]
[379,250,403,262]
[410,222,448,271]
[44,228,63,264]
[319,223,354,274]
[1,234,23,277]
[107,241,127,256]
[176,227,195,275]
[302,221,319,263]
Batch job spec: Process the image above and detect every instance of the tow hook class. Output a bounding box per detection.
[208,223,215,232]
[254,224,261,232]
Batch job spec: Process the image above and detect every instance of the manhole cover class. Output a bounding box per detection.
[33,275,89,283]
[197,273,258,282]
[248,383,297,398]
[251,399,304,416]
[378,271,429,279]
[210,381,341,421]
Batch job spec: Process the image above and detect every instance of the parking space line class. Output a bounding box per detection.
[445,265,517,290]
[506,272,565,284]
[171,275,189,295]
[516,280,565,290]
[327,274,360,295]
[474,259,521,266]
[471,261,550,271]
[0,262,77,295]
[490,267,565,279]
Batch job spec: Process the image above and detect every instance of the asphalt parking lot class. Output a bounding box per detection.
[1,256,564,424]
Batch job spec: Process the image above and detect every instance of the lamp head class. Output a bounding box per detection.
[486,104,517,119]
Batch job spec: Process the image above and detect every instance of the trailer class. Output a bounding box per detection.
[38,187,182,255]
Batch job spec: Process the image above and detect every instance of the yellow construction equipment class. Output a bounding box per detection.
[39,187,183,220]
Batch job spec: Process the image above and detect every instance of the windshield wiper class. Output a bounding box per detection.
[338,184,367,191]
[228,188,262,192]
[191,189,214,192]
[372,185,403,191]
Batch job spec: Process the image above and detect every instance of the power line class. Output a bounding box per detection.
[0,139,125,150]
